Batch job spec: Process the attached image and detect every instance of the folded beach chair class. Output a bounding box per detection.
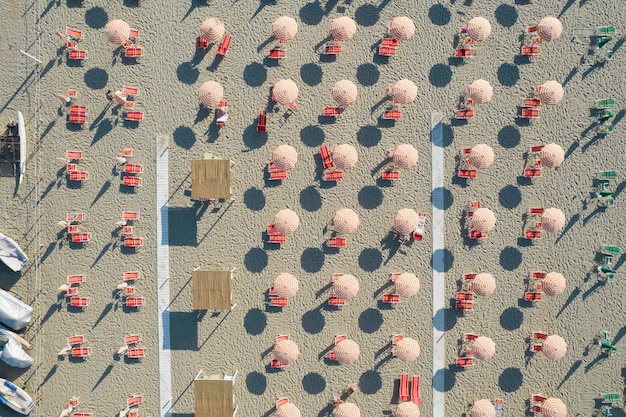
[69,296,89,308]
[124,111,144,122]
[123,164,143,174]
[126,348,145,359]
[323,170,343,182]
[458,169,477,179]
[382,170,399,181]
[328,237,346,248]
[463,273,477,281]
[382,294,400,304]
[328,296,346,307]
[124,47,143,58]
[217,35,232,56]
[67,274,85,285]
[269,48,286,59]
[124,237,142,248]
[66,27,84,40]
[525,291,542,302]
[456,109,474,119]
[531,394,547,403]
[127,394,143,408]
[399,374,410,402]
[65,89,78,99]
[378,45,397,57]
[530,272,547,279]
[68,50,87,60]
[197,36,209,49]
[65,39,77,49]
[125,296,144,308]
[323,106,342,117]
[69,113,86,124]
[527,207,545,215]
[122,286,135,296]
[67,335,85,346]
[120,226,133,236]
[456,356,474,368]
[521,108,539,119]
[383,109,401,120]
[71,347,91,358]
[411,375,421,405]
[257,110,267,132]
[526,25,538,33]
[124,271,140,281]
[122,176,142,187]
[324,44,342,55]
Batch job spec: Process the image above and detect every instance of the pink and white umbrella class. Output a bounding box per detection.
[538,81,564,105]
[273,209,299,234]
[273,79,299,105]
[468,144,494,169]
[540,398,567,417]
[335,403,360,417]
[471,400,495,417]
[388,17,415,41]
[394,209,419,235]
[395,273,420,298]
[390,79,418,105]
[277,403,301,417]
[393,144,418,170]
[467,17,492,41]
[273,273,299,299]
[542,335,567,360]
[273,339,299,364]
[543,272,565,296]
[467,79,493,104]
[200,17,225,43]
[333,208,360,235]
[333,274,359,299]
[540,143,564,168]
[332,80,358,106]
[471,208,496,233]
[198,81,224,108]
[105,19,131,45]
[394,402,420,417]
[332,144,358,170]
[272,16,298,41]
[334,339,360,365]
[472,336,495,360]
[395,337,420,362]
[272,144,298,170]
[473,273,495,297]
[541,208,565,233]
[537,17,563,42]
[330,17,357,41]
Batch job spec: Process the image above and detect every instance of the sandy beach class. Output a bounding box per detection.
[0,0,626,416]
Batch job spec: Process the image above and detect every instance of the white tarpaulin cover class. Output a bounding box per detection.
[0,289,32,330]
[0,326,32,368]
[0,233,28,272]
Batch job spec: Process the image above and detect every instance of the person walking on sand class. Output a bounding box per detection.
[106,90,114,101]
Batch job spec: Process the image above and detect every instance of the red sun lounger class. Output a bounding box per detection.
[68,50,87,60]
[324,170,343,182]
[319,145,334,169]
[66,150,83,160]
[328,297,345,307]
[383,109,401,120]
[522,108,539,119]
[122,176,142,187]
[71,233,90,243]
[67,335,85,346]
[123,86,138,97]
[269,48,285,59]
[70,296,89,307]
[124,47,143,58]
[267,233,286,244]
[69,105,87,116]
[399,374,410,402]
[525,229,542,240]
[269,297,288,307]
[378,45,397,57]
[324,44,342,55]
[124,271,140,281]
[69,114,86,124]
[217,35,232,56]
[125,296,144,308]
[382,170,399,181]
[383,294,400,304]
[381,38,399,47]
[456,300,473,311]
[123,164,143,174]
[458,169,477,179]
[197,36,209,49]
[125,111,144,122]
[456,109,474,119]
[271,359,288,368]
[323,106,342,117]
[269,170,287,180]
[411,375,422,405]
[454,48,472,58]
[525,291,542,302]
[257,110,267,132]
[524,98,541,108]
[456,357,474,367]
[126,348,145,359]
[67,274,85,285]
[127,395,143,407]
[521,45,540,56]
[122,211,140,221]
[68,171,88,181]
[124,237,142,248]
[70,347,91,358]
[328,237,346,248]
[65,27,84,40]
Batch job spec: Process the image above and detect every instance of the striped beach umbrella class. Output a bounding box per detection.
[333,274,359,299]
[388,16,415,41]
[471,400,495,417]
[272,16,298,41]
[276,403,301,417]
[395,273,420,298]
[105,19,130,45]
[393,144,418,169]
[468,144,494,169]
[394,402,420,417]
[467,17,492,41]
[391,79,418,104]
[473,273,495,297]
[540,143,564,168]
[335,402,360,417]
[541,398,566,417]
[537,17,563,42]
[543,272,565,296]
[200,17,225,43]
[332,80,358,106]
[334,339,360,365]
[467,79,493,104]
[394,209,419,235]
[330,17,357,41]
[273,273,298,299]
[471,208,496,233]
[542,335,567,360]
[332,144,358,170]
[273,79,299,105]
[395,337,420,362]
[198,81,224,108]
[272,144,298,170]
[333,208,360,235]
[541,208,565,233]
[538,81,564,105]
[273,340,299,364]
[274,209,299,234]
[472,336,495,360]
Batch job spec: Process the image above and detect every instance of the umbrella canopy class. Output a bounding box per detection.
[335,403,360,417]
[273,340,299,364]
[542,335,567,360]
[471,208,496,233]
[467,79,493,104]
[541,208,565,233]
[541,398,566,417]
[334,339,360,365]
[471,400,495,417]
[472,336,495,360]
[393,144,419,170]
[330,17,357,41]
[272,144,298,170]
[395,337,420,362]
[394,209,419,235]
[276,403,301,417]
[200,17,225,43]
[395,273,420,298]
[198,81,224,108]
[540,143,565,168]
[543,272,565,296]
[274,209,300,234]
[272,16,298,41]
[273,79,299,105]
[332,80,358,106]
[333,274,359,299]
[273,273,299,299]
[332,144,358,170]
[105,19,131,45]
[539,81,564,105]
[394,402,420,417]
[391,79,418,105]
[537,17,563,42]
[333,208,360,235]
[468,144,494,169]
[473,273,496,296]
[388,16,415,41]
[467,17,492,41]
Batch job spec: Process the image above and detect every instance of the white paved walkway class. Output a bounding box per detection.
[431,113,445,417]
[156,136,172,417]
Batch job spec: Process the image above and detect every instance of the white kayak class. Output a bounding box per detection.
[0,326,33,368]
[0,378,35,415]
[0,289,33,331]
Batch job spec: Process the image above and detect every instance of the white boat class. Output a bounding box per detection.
[0,232,28,272]
[0,326,33,368]
[0,289,33,330]
[0,378,35,415]
[17,111,25,185]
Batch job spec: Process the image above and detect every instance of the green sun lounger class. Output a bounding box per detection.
[597,26,616,36]
[600,190,616,197]
[603,393,621,404]
[601,266,617,274]
[600,171,618,180]
[596,110,614,124]
[596,36,613,49]
[602,246,621,256]
[597,98,615,109]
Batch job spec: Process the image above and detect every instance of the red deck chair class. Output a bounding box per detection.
[124,47,143,58]
[217,35,232,56]
[65,27,84,40]
[271,359,288,368]
[455,300,473,311]
[458,169,477,179]
[269,297,288,307]
[324,44,342,55]
[532,332,548,340]
[65,288,79,298]
[411,375,421,405]
[383,109,401,120]
[267,234,286,244]
[65,88,78,98]
[123,86,138,98]
[124,271,140,281]
[69,114,86,124]
[269,170,287,180]
[463,273,477,281]
[524,98,541,108]
[378,46,397,57]
[528,207,545,215]
[328,297,345,307]
[122,176,142,187]
[67,274,85,285]
[383,294,400,304]
[525,291,542,302]
[381,38,399,47]
[125,296,144,308]
[526,25,538,33]
[328,237,346,248]
[121,226,133,236]
[127,395,142,407]
[523,168,541,178]
[68,50,87,60]
[382,171,399,181]
[456,291,474,301]
[73,413,92,417]
[456,357,474,367]
[69,105,87,116]
[468,229,487,240]
[525,229,542,240]
[257,110,267,132]
[319,145,334,169]
[69,296,89,307]
[521,108,539,119]
[197,36,209,49]
[323,106,342,117]
[456,109,474,119]
[123,164,143,174]
[66,150,83,160]
[71,233,90,244]
[323,170,343,182]
[531,272,547,279]
[125,111,144,122]
[122,211,139,221]
[67,335,85,346]
[531,394,548,403]
[124,237,142,248]
[126,348,146,358]
[269,48,285,59]
[454,48,472,58]
[399,374,410,402]
[70,347,91,358]
[68,171,88,181]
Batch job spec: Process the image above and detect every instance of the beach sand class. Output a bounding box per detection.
[0,0,625,416]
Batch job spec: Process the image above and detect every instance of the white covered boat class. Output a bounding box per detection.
[0,378,35,415]
[0,289,32,330]
[0,232,28,272]
[0,326,33,368]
